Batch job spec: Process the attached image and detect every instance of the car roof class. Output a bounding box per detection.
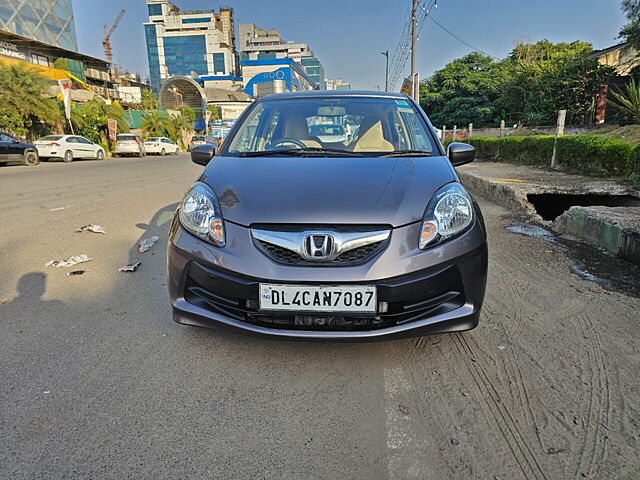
[259,90,409,100]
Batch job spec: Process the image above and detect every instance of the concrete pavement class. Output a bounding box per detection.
[1,155,639,479]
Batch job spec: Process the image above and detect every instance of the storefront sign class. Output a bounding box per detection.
[0,40,27,61]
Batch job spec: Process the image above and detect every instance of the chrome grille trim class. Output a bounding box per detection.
[251,228,390,263]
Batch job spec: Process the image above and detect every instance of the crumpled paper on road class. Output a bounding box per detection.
[45,254,93,268]
[76,224,106,234]
[138,236,159,253]
[119,262,141,272]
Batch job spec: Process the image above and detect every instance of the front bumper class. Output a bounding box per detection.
[167,216,488,340]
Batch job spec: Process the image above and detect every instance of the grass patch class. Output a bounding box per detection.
[591,125,640,146]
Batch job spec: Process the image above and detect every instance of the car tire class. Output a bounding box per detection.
[63,150,73,163]
[160,148,166,156]
[23,151,40,166]
[0,162,7,166]
[96,150,105,160]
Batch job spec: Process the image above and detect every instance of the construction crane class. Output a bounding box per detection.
[102,9,126,63]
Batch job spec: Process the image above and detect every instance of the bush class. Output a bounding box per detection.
[466,134,638,184]
[555,135,633,176]
[629,146,640,188]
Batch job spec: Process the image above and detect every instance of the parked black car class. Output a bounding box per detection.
[0,131,39,166]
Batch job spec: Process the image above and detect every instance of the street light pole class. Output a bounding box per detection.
[380,50,389,92]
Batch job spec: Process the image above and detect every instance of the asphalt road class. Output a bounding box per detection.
[1,155,639,479]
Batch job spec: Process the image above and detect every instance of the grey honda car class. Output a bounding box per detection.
[167,91,487,339]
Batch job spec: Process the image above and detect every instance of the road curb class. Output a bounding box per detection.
[458,165,640,265]
[553,206,640,264]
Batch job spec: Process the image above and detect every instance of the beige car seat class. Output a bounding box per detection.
[350,119,394,152]
[280,116,322,148]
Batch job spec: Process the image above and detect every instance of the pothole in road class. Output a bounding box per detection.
[506,222,640,297]
[526,193,640,221]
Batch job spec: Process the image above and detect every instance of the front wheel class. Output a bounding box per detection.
[23,151,40,166]
[160,148,166,156]
[63,150,73,163]
[96,150,105,160]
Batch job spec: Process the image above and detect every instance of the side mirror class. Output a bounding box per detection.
[191,143,216,166]
[12,138,20,143]
[447,142,475,167]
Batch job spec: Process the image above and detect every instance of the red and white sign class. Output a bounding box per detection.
[58,79,72,120]
[107,118,118,142]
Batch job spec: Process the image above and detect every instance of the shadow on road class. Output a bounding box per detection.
[2,272,64,313]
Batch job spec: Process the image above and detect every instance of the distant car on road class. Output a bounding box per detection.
[33,135,105,162]
[309,124,346,142]
[189,135,216,151]
[144,137,179,156]
[114,134,146,157]
[0,131,39,166]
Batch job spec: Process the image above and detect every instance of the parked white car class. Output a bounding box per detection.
[33,135,106,162]
[114,134,146,157]
[144,137,179,155]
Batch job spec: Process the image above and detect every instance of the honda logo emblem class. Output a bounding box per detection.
[303,234,334,260]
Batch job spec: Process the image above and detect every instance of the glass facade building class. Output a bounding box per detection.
[163,35,208,77]
[0,0,78,51]
[145,24,161,93]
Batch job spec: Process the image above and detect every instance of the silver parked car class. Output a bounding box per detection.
[114,134,146,157]
[168,91,487,340]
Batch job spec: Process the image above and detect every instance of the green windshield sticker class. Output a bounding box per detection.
[395,100,410,106]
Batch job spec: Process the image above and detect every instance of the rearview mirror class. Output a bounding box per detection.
[447,142,475,167]
[191,143,216,166]
[317,106,346,116]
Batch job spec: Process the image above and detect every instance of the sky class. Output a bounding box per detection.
[73,0,628,90]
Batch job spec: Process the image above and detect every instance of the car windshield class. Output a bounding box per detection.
[39,135,63,141]
[146,138,159,142]
[192,136,205,141]
[117,135,137,141]
[224,96,436,156]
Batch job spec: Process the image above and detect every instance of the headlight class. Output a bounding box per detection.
[178,182,225,247]
[419,183,473,249]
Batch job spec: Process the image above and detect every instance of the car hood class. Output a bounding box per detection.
[199,155,456,227]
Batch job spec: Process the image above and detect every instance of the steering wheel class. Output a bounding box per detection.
[268,138,308,150]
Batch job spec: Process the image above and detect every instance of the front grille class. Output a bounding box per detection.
[256,240,385,266]
[183,262,466,332]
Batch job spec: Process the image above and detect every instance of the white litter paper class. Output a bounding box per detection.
[138,236,159,253]
[45,254,93,268]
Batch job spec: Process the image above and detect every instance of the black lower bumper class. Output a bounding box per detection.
[170,244,488,341]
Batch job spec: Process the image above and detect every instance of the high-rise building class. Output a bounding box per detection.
[144,0,238,93]
[0,0,78,51]
[238,23,325,88]
[326,78,351,91]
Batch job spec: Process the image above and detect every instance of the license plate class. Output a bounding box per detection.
[259,284,377,313]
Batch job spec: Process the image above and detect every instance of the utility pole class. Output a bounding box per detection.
[381,50,389,91]
[410,0,418,101]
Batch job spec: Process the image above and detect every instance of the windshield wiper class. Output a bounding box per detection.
[376,150,432,157]
[238,147,363,157]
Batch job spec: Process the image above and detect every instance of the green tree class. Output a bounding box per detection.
[0,62,62,137]
[420,40,613,127]
[70,97,129,144]
[207,105,221,121]
[620,0,640,50]
[419,52,506,127]
[142,111,175,138]
[140,90,158,111]
[497,40,612,125]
